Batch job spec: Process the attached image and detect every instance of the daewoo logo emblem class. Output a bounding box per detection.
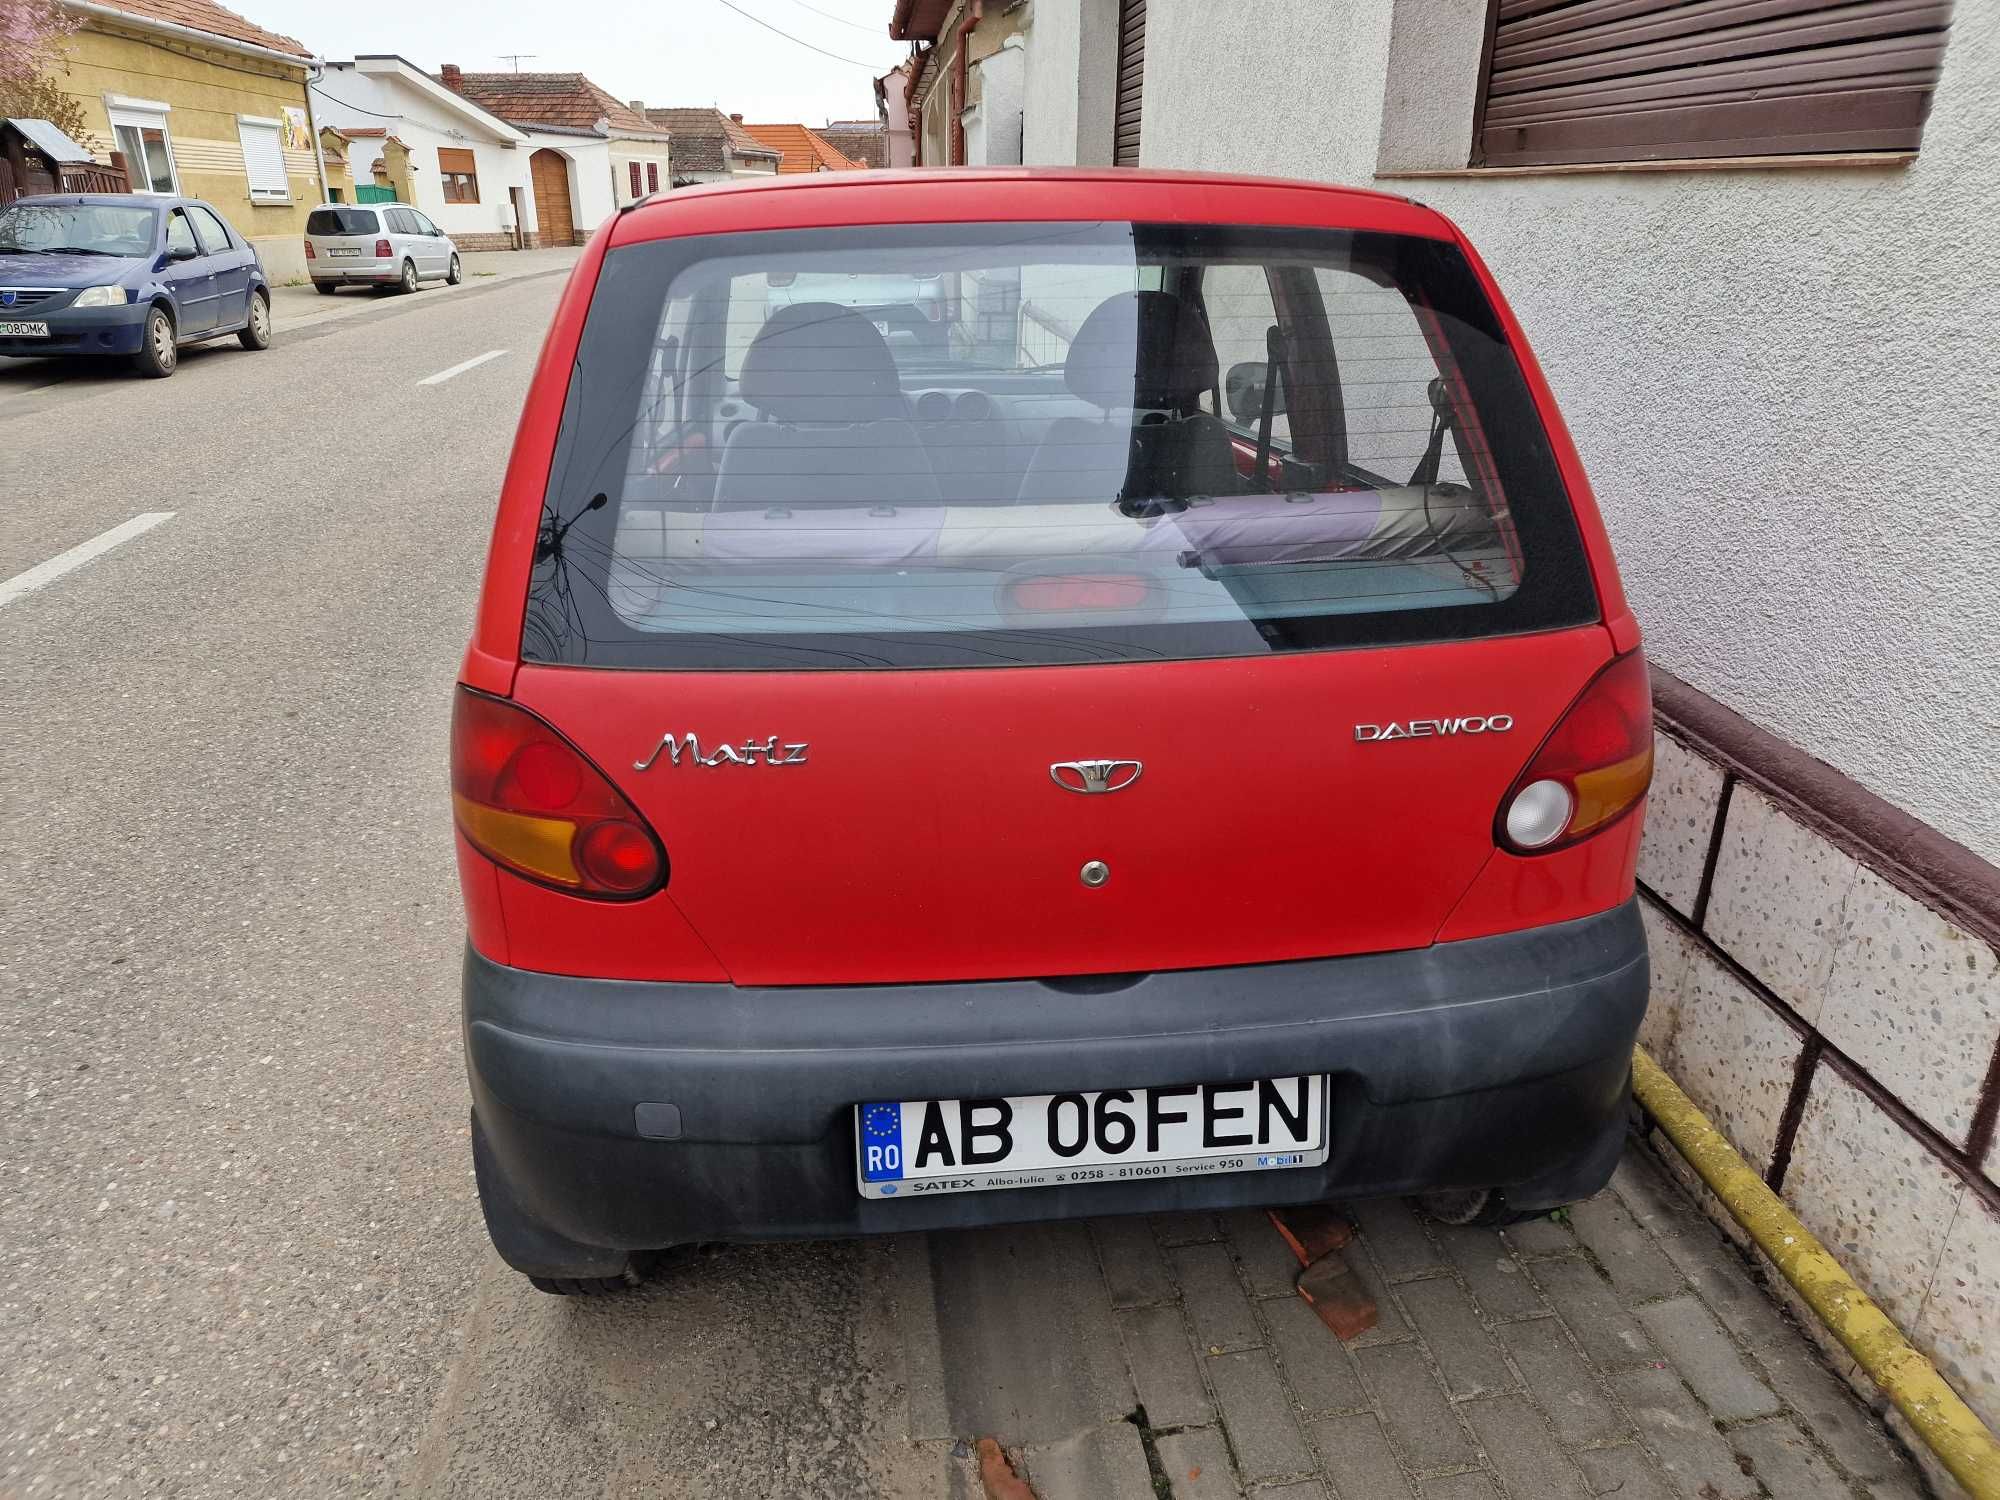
[1049,759,1143,794]
[1354,715,1515,742]
[634,733,808,770]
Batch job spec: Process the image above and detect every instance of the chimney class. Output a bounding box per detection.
[629,100,645,112]
[440,63,463,91]
[730,113,744,123]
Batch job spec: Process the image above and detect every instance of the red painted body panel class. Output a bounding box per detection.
[457,169,1644,984]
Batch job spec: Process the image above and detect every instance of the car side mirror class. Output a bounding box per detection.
[1225,361,1283,426]
[168,244,200,262]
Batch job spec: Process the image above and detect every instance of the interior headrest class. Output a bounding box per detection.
[738,301,904,422]
[1064,290,1220,411]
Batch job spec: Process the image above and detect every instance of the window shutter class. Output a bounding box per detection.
[438,147,477,175]
[1476,0,1953,167]
[1114,0,1146,167]
[238,119,288,201]
[630,161,643,197]
[647,161,659,193]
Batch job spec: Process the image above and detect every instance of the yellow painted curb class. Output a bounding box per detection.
[1632,1047,2000,1497]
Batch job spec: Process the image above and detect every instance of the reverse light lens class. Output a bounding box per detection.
[450,687,666,898]
[1497,651,1654,854]
[73,285,125,308]
[1504,779,1574,849]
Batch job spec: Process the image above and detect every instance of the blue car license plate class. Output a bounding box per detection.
[0,321,50,337]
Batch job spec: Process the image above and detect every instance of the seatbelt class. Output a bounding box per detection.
[1253,324,1286,492]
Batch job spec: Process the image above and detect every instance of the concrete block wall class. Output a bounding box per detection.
[1637,668,2000,1486]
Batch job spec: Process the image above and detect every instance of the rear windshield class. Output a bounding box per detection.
[307,207,378,236]
[526,221,1597,669]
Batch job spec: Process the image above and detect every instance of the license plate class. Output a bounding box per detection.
[855,1076,1328,1199]
[328,248,362,258]
[0,321,50,337]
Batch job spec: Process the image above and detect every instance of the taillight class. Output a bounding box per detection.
[302,240,315,259]
[450,687,666,898]
[1497,651,1653,853]
[374,238,392,258]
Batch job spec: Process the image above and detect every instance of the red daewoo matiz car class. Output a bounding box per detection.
[452,169,1652,1293]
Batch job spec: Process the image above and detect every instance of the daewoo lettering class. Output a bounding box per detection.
[633,733,810,771]
[1353,715,1515,742]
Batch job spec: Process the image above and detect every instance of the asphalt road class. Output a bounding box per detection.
[0,263,1919,1500]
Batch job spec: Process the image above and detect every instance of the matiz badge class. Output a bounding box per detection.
[634,733,809,770]
[1354,715,1514,742]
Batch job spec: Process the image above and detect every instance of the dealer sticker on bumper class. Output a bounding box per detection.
[855,1076,1328,1199]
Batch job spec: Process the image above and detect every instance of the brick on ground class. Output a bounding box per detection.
[1091,1216,1175,1308]
[1431,1222,1549,1319]
[1459,1395,1592,1500]
[1173,1242,1265,1353]
[1348,1198,1443,1277]
[1529,1256,1658,1369]
[1729,1418,1852,1500]
[1155,1213,1223,1247]
[1495,1316,1628,1445]
[1336,1240,1409,1348]
[1417,1473,1502,1499]
[1611,1365,1759,1500]
[1572,1444,1675,1500]
[1503,1212,1579,1256]
[1116,1304,1215,1430]
[1353,1343,1477,1470]
[1156,1425,1241,1500]
[1264,1294,1366,1415]
[1225,1209,1308,1299]
[1634,1296,1779,1422]
[1305,1412,1415,1500]
[1648,1218,1915,1483]
[1206,1349,1314,1483]
[1568,1196,1685,1305]
[1395,1277,1515,1399]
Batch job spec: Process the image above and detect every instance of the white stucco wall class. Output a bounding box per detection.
[1131,0,2000,864]
[315,66,532,242]
[1021,0,1118,167]
[967,36,1026,165]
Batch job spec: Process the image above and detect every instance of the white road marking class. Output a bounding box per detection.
[0,512,175,608]
[418,349,508,386]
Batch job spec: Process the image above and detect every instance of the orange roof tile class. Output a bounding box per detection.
[86,0,311,59]
[740,123,867,173]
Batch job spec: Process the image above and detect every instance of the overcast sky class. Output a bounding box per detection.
[256,0,910,125]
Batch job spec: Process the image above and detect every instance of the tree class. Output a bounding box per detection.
[0,0,88,141]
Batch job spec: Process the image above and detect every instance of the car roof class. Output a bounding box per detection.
[11,193,166,209]
[611,165,1453,247]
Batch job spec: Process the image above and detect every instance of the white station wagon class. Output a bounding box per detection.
[303,203,462,295]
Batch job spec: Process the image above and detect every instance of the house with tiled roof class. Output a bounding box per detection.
[740,122,867,174]
[818,120,887,169]
[31,0,330,272]
[643,108,779,185]
[440,66,671,238]
[314,57,536,251]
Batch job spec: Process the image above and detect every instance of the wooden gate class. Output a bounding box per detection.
[530,149,574,247]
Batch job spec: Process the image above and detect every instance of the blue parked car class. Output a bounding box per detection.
[0,193,272,378]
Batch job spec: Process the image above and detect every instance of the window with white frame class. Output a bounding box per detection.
[237,116,289,203]
[107,98,177,194]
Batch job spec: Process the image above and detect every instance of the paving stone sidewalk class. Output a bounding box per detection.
[963,1140,1931,1499]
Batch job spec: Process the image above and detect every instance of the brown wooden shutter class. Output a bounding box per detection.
[1476,0,1954,168]
[1114,0,1146,166]
[437,146,477,175]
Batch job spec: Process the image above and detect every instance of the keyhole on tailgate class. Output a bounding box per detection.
[1080,860,1110,888]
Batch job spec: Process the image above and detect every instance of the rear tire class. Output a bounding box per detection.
[525,1258,653,1297]
[398,259,419,295]
[313,281,338,296]
[237,289,271,350]
[1416,1188,1543,1228]
[133,305,176,378]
